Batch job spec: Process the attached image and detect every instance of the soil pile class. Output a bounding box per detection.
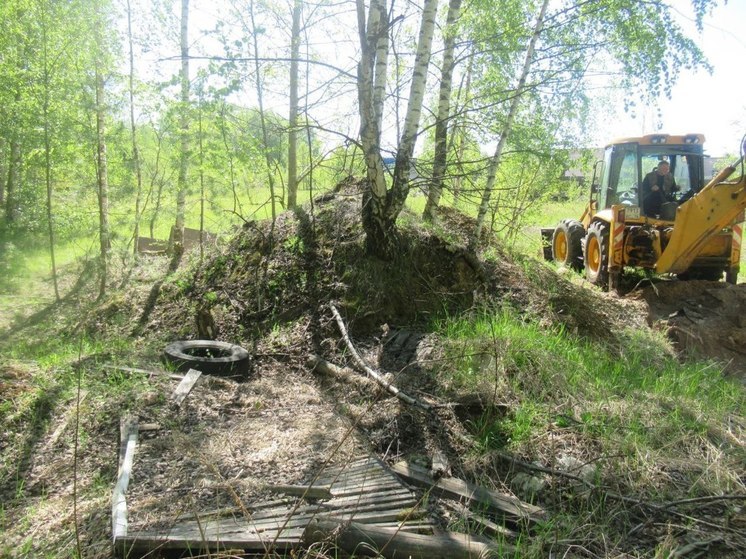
[638,280,746,380]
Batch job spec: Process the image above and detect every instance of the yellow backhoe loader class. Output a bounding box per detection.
[542,133,746,290]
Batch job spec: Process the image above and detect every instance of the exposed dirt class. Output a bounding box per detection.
[635,279,746,382]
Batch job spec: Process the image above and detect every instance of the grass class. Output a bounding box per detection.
[437,308,744,496]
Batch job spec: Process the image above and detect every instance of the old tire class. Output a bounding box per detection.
[163,340,250,377]
[584,221,609,289]
[552,219,585,270]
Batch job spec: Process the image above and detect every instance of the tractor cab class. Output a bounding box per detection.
[592,133,706,221]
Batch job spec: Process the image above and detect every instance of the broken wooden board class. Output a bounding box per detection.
[391,461,544,525]
[171,368,202,406]
[112,417,138,542]
[114,455,432,557]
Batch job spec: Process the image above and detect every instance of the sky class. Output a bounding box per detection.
[601,0,746,156]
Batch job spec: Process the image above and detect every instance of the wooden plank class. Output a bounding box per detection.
[267,484,332,500]
[112,417,138,543]
[391,461,544,524]
[102,364,183,380]
[171,368,202,406]
[303,519,515,559]
[326,493,417,510]
[116,532,298,554]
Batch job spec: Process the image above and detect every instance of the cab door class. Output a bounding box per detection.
[599,143,639,210]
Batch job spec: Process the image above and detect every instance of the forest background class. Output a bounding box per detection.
[0,0,742,297]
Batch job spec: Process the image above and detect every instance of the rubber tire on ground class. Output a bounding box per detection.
[584,221,610,289]
[163,340,250,377]
[726,269,738,284]
[677,267,724,282]
[552,219,585,271]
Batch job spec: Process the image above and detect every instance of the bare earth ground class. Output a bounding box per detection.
[1,190,744,557]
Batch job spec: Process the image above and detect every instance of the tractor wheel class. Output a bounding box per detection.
[584,221,610,289]
[726,269,738,284]
[552,219,585,271]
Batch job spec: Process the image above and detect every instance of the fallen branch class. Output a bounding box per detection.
[308,354,375,389]
[329,304,431,411]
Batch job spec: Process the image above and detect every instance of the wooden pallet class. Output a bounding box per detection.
[114,455,432,556]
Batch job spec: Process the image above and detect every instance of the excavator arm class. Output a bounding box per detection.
[656,155,746,274]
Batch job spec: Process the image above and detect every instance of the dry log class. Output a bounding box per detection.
[329,304,430,410]
[303,518,510,558]
[391,461,544,525]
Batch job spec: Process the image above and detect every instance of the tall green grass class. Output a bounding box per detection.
[436,309,744,462]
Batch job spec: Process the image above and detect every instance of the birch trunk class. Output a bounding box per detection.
[0,138,6,207]
[451,54,473,203]
[127,0,144,256]
[95,62,110,299]
[249,0,277,225]
[287,0,301,210]
[423,0,462,221]
[371,1,389,136]
[5,138,20,224]
[174,0,190,245]
[40,13,60,301]
[388,0,439,221]
[470,0,549,248]
[356,0,390,256]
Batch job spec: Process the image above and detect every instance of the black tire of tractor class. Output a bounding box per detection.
[163,340,250,378]
[726,269,738,284]
[677,267,724,282]
[584,221,610,289]
[552,219,585,271]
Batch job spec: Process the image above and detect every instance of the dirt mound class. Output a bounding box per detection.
[636,280,746,380]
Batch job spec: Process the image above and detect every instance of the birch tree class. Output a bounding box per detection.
[287,0,301,210]
[174,0,190,246]
[422,0,462,221]
[357,0,439,258]
[127,0,144,255]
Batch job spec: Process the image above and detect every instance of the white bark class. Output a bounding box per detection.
[423,0,462,221]
[388,0,439,221]
[175,0,190,241]
[287,0,301,209]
